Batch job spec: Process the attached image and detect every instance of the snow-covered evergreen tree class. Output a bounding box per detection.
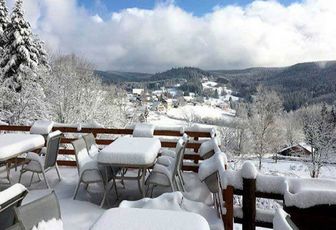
[0,0,10,55]
[0,0,49,124]
[0,0,39,91]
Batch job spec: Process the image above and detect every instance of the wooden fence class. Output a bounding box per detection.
[222,176,336,230]
[0,125,213,172]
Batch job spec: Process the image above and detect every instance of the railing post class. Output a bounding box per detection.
[243,178,256,230]
[223,186,234,230]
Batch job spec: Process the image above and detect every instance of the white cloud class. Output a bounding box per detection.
[12,0,336,72]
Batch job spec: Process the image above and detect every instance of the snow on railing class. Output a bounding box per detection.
[218,161,336,230]
[0,123,215,172]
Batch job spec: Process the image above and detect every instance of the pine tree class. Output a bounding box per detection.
[0,0,49,124]
[0,0,10,55]
[0,0,39,92]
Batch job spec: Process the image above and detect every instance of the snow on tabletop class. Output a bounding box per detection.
[241,161,258,179]
[32,218,63,230]
[284,177,336,208]
[97,137,161,165]
[198,151,227,181]
[30,120,54,135]
[0,134,45,161]
[120,192,223,230]
[256,174,287,194]
[133,123,155,138]
[273,209,293,230]
[0,183,26,205]
[90,207,210,230]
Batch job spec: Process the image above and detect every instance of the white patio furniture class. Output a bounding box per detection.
[157,133,188,186]
[71,138,108,207]
[0,134,45,183]
[29,120,54,155]
[145,135,188,195]
[132,123,155,138]
[90,208,210,230]
[97,137,161,203]
[0,183,27,229]
[19,131,62,188]
[14,191,62,230]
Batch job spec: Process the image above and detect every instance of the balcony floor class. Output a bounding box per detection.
[0,165,213,230]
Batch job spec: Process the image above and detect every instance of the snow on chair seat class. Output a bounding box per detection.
[0,183,28,229]
[91,207,210,230]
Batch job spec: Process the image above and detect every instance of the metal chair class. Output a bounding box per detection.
[19,131,62,189]
[145,135,188,196]
[82,133,99,159]
[156,134,189,189]
[72,138,112,206]
[14,191,61,230]
[0,184,27,230]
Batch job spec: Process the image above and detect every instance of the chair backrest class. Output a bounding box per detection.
[71,138,90,174]
[83,133,99,158]
[0,184,28,229]
[14,191,61,230]
[44,131,62,169]
[173,134,189,177]
[198,138,219,159]
[30,120,54,142]
[132,123,155,138]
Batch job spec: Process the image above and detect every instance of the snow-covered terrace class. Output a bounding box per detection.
[0,124,223,230]
[2,124,336,230]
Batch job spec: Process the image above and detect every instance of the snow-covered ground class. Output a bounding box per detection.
[2,156,336,229]
[166,105,235,122]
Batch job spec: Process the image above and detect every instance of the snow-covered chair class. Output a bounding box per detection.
[0,183,27,229]
[30,120,54,143]
[14,191,62,230]
[156,134,189,188]
[273,208,298,230]
[132,123,155,138]
[198,151,228,193]
[19,131,62,189]
[198,138,221,159]
[71,138,107,205]
[82,133,99,159]
[145,135,188,195]
[83,133,120,189]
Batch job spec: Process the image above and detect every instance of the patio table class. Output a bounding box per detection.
[97,137,161,200]
[90,208,210,230]
[0,134,45,183]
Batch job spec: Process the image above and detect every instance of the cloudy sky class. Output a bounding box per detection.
[7,0,336,72]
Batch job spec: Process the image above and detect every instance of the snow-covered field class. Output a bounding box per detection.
[166,105,235,123]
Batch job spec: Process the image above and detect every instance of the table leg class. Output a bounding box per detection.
[141,168,146,197]
[6,161,11,184]
[100,166,109,207]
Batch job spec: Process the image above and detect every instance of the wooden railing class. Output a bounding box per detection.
[0,125,213,172]
[221,175,336,230]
